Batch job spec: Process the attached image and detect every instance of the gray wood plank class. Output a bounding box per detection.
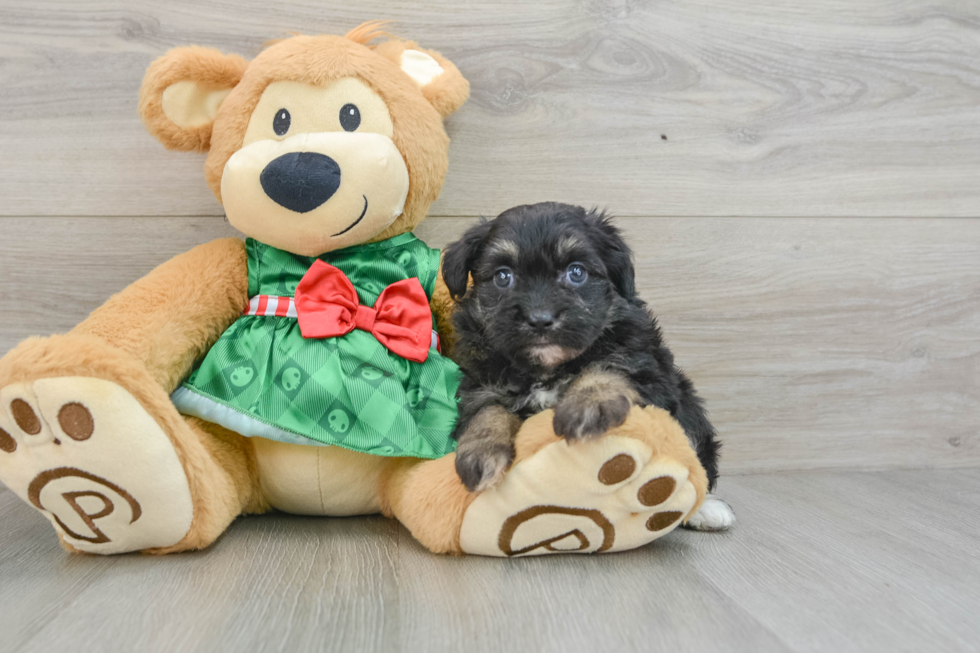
[0,217,241,347]
[1,1,979,217]
[1,470,978,652]
[696,470,980,652]
[1,216,977,474]
[0,489,118,652]
[388,535,789,653]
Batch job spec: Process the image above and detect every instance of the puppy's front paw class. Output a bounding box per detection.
[456,444,515,493]
[553,394,632,441]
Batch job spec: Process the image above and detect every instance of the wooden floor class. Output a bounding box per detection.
[1,468,977,653]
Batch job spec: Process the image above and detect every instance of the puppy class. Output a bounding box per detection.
[443,202,733,530]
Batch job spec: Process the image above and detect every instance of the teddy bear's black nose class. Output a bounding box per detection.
[260,152,341,213]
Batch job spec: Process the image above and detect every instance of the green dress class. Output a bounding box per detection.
[171,233,461,459]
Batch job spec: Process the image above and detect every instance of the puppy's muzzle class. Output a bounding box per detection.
[260,152,341,213]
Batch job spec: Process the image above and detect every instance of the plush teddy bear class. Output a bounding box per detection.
[0,24,707,557]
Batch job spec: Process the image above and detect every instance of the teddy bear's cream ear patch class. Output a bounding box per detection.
[139,46,248,153]
[373,40,470,118]
[400,49,445,88]
[161,81,233,129]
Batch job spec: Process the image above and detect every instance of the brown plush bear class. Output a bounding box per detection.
[0,24,707,557]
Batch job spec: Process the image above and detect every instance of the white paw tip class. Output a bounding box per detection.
[685,496,736,531]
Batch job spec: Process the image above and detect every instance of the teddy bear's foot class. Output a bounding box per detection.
[0,377,194,554]
[459,407,705,556]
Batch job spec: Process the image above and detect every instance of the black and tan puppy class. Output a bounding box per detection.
[443,202,733,530]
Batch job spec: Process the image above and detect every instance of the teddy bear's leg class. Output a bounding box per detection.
[0,335,265,554]
[379,455,476,554]
[0,238,261,554]
[381,406,708,556]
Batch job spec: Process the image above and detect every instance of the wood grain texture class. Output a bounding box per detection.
[1,469,978,652]
[1,0,979,217]
[0,215,977,474]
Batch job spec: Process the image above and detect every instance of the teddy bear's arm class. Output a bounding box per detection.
[74,238,249,392]
[431,258,458,358]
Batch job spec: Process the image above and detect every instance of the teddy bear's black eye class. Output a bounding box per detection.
[340,103,361,132]
[273,108,291,136]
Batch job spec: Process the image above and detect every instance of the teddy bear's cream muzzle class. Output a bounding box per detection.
[221,131,409,256]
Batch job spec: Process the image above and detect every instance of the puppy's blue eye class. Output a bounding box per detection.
[494,268,514,289]
[566,264,588,286]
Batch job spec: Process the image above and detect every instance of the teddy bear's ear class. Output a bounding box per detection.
[374,40,470,118]
[138,47,249,152]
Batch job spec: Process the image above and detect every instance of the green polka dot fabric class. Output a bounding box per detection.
[174,234,461,459]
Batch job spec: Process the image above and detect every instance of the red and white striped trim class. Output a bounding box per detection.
[244,294,442,353]
[246,294,297,318]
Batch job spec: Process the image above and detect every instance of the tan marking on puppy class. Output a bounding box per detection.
[553,368,640,441]
[569,369,641,401]
[455,405,522,492]
[485,239,519,261]
[555,234,586,260]
[528,344,580,368]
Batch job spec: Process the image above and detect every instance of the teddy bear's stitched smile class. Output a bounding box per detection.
[332,195,369,237]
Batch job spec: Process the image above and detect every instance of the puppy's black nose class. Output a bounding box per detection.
[526,309,555,331]
[260,152,341,213]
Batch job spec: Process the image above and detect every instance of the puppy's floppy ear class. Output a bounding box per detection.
[442,219,493,299]
[584,209,636,299]
[138,47,248,152]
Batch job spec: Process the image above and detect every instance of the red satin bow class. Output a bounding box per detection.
[294,260,432,363]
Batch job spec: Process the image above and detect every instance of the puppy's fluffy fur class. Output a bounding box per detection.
[443,202,720,493]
